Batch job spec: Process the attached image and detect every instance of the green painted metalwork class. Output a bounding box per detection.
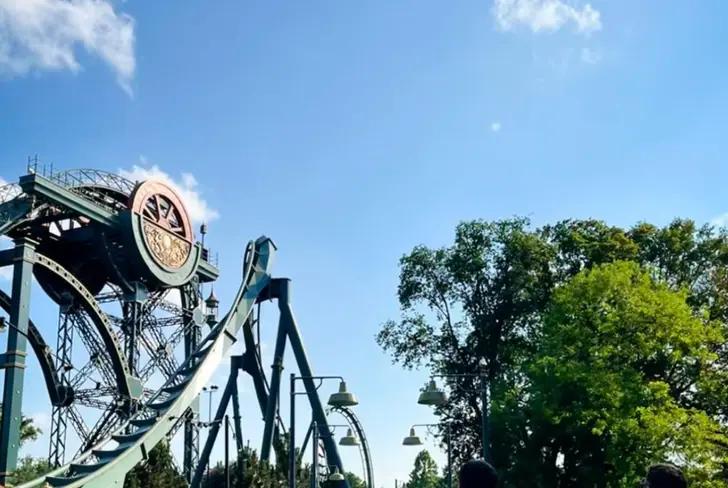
[0,164,361,488]
[19,174,118,227]
[0,290,69,406]
[0,238,36,484]
[18,237,275,488]
[32,252,141,401]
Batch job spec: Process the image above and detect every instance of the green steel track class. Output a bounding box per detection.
[17,236,275,487]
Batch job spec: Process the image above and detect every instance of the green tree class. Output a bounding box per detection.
[379,217,728,487]
[406,450,441,488]
[202,443,313,488]
[8,456,51,485]
[377,218,555,465]
[344,471,366,488]
[123,441,186,488]
[524,261,726,487]
[0,407,43,446]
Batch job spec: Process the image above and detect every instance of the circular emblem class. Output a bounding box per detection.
[129,181,193,269]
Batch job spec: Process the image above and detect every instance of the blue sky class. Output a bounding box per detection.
[1,0,728,486]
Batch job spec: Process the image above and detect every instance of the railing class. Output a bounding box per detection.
[27,164,137,197]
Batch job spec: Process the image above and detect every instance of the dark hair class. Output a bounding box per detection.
[459,459,498,488]
[645,464,687,488]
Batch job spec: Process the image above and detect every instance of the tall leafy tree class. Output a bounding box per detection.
[378,218,555,464]
[379,217,728,486]
[405,450,441,488]
[523,261,725,487]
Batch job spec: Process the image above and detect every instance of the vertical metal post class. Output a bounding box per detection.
[231,382,243,452]
[311,421,318,488]
[260,291,289,462]
[224,414,230,488]
[191,373,234,486]
[183,283,202,483]
[290,373,297,488]
[123,283,147,377]
[48,302,73,467]
[0,238,35,484]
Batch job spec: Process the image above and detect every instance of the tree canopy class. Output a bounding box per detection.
[405,450,441,488]
[378,218,728,487]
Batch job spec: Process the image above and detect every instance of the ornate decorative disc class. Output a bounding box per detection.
[129,181,193,269]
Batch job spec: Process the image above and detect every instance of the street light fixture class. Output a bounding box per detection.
[402,427,423,446]
[328,466,345,481]
[418,373,489,461]
[290,375,358,488]
[418,380,447,406]
[402,423,453,488]
[328,381,358,407]
[338,428,360,447]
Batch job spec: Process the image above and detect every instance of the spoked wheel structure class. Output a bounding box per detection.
[0,165,365,488]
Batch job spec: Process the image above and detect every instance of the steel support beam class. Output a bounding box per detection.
[182,283,201,483]
[191,355,244,488]
[280,279,346,476]
[0,238,35,483]
[260,306,288,462]
[18,173,117,227]
[48,303,74,467]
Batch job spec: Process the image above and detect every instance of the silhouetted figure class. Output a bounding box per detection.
[459,459,498,488]
[642,464,687,488]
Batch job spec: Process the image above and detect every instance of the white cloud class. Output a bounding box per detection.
[711,213,728,229]
[119,158,220,224]
[493,0,601,35]
[490,121,502,132]
[0,0,135,93]
[580,47,601,64]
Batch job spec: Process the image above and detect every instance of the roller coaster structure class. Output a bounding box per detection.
[0,164,373,487]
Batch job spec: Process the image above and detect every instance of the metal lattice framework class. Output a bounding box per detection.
[0,165,370,488]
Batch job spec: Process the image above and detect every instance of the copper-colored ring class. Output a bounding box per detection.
[129,180,193,242]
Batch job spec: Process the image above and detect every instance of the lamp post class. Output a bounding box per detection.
[290,375,358,488]
[309,423,361,487]
[402,423,453,488]
[418,374,489,461]
[201,384,219,482]
[202,385,219,423]
[224,414,230,488]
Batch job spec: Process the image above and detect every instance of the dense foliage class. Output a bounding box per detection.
[378,218,728,487]
[8,456,51,485]
[124,441,187,488]
[405,450,442,488]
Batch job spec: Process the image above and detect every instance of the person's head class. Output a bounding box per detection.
[642,464,687,488]
[459,459,498,488]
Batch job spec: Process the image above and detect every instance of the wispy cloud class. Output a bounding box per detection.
[493,0,601,35]
[0,0,136,93]
[490,121,502,132]
[580,47,601,64]
[119,157,220,224]
[711,213,728,229]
